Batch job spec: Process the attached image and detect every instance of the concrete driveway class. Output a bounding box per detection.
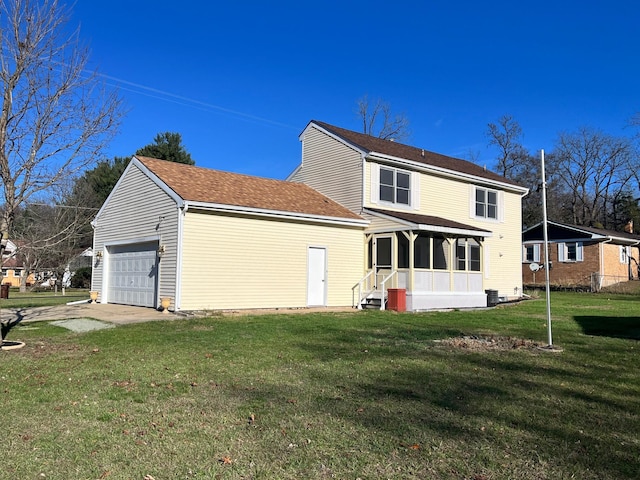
[1,302,181,327]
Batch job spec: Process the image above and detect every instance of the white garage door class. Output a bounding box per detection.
[108,242,158,307]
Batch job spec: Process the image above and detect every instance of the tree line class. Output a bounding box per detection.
[487,115,640,230]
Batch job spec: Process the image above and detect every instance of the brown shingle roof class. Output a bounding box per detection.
[311,121,523,188]
[136,156,363,221]
[367,208,491,235]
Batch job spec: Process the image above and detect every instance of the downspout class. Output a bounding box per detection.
[628,240,640,280]
[174,202,188,311]
[599,238,613,290]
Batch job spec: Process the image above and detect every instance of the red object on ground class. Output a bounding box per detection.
[387,288,406,312]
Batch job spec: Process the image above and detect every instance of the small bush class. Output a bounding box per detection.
[71,267,91,288]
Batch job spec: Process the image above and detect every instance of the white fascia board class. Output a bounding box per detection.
[132,157,186,207]
[604,235,640,245]
[285,163,302,181]
[184,201,369,228]
[365,209,493,238]
[366,153,529,195]
[92,157,185,227]
[417,224,493,237]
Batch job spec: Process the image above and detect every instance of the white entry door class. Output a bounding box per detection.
[307,247,327,306]
[108,242,158,307]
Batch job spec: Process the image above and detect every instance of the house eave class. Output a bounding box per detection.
[366,152,528,194]
[184,201,369,227]
[364,208,493,238]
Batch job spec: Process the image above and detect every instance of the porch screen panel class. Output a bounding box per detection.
[376,237,392,268]
[414,233,430,269]
[433,238,449,270]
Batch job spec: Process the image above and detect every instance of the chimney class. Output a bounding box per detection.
[624,220,634,234]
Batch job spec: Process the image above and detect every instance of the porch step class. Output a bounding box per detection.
[361,291,387,310]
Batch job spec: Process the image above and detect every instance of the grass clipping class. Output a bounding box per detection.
[435,335,543,352]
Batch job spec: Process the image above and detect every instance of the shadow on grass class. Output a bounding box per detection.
[285,324,640,479]
[574,315,640,340]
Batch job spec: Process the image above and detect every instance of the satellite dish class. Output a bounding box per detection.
[529,262,541,272]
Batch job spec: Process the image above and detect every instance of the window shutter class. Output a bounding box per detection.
[411,171,420,210]
[533,244,541,262]
[370,163,379,204]
[620,246,625,263]
[558,243,565,262]
[576,242,584,262]
[469,185,476,219]
[498,190,505,222]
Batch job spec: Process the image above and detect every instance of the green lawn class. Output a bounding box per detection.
[1,292,639,479]
[0,288,90,308]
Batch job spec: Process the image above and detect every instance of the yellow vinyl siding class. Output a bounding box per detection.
[365,160,524,298]
[180,210,364,310]
[296,126,363,213]
[92,163,179,305]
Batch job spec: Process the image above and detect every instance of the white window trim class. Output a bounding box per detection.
[371,163,418,209]
[470,185,503,222]
[558,242,583,262]
[620,245,630,264]
[523,244,541,263]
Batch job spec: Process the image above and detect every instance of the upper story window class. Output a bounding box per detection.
[380,167,411,205]
[475,187,498,220]
[371,164,419,209]
[1,268,8,277]
[558,242,583,262]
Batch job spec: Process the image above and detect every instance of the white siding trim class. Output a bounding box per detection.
[469,184,475,219]
[411,171,420,210]
[370,163,380,204]
[174,206,186,310]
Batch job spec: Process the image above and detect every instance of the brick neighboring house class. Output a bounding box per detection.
[522,221,640,291]
[1,240,35,288]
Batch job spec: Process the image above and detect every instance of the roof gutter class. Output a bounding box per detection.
[366,152,529,195]
[184,201,369,228]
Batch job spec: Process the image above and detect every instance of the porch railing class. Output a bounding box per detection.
[378,270,398,311]
[352,270,374,309]
[352,269,397,310]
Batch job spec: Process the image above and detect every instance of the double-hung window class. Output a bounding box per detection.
[558,242,583,262]
[380,167,411,206]
[523,244,541,263]
[475,187,498,220]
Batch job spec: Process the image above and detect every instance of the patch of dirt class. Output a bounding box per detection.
[435,335,543,352]
[8,341,84,359]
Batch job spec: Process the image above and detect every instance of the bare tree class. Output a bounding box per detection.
[486,114,530,179]
[11,182,97,292]
[550,127,636,228]
[357,95,410,142]
[0,0,122,260]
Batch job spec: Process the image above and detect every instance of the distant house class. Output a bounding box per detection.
[91,121,528,312]
[522,221,640,291]
[1,240,35,287]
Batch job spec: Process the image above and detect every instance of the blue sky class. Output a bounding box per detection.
[71,1,639,179]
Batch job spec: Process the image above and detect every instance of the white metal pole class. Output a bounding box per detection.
[540,149,553,346]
